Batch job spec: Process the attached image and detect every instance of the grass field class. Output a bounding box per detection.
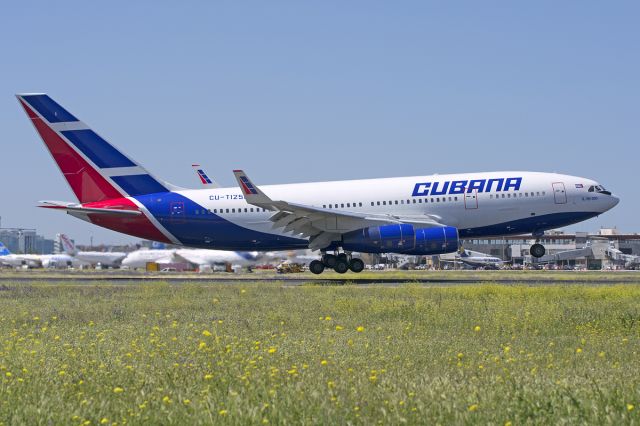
[0,280,638,424]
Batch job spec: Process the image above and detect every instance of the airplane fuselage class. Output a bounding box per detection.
[81,171,617,251]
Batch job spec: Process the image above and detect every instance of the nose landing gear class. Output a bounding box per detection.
[309,251,365,274]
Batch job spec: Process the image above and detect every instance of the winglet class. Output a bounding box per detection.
[232,170,273,206]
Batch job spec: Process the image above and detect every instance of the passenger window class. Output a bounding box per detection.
[418,199,422,203]
[250,208,254,212]
[401,200,404,204]
[449,197,452,201]
[536,192,540,196]
[454,197,458,201]
[377,201,381,206]
[226,209,229,213]
[436,198,440,202]
[413,199,416,204]
[395,200,399,205]
[542,191,545,196]
[359,202,362,207]
[490,194,493,199]
[232,208,235,213]
[383,201,387,205]
[213,209,217,213]
[341,204,344,208]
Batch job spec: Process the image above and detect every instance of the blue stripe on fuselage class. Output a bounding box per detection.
[458,211,599,238]
[134,192,308,250]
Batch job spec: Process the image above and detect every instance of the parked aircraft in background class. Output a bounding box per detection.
[58,234,127,267]
[121,248,180,269]
[17,94,620,274]
[174,249,258,269]
[0,241,80,268]
[440,248,505,269]
[457,249,504,269]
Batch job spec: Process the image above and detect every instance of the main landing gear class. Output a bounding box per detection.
[309,252,365,275]
[530,232,546,258]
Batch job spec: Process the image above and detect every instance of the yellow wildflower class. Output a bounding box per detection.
[113,387,124,393]
[627,404,634,411]
[321,359,328,366]
[474,326,481,332]
[335,325,343,331]
[356,326,365,332]
[219,409,228,416]
[204,374,213,380]
[202,330,212,337]
[468,404,478,412]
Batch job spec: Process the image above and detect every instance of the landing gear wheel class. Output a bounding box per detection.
[337,253,348,262]
[309,260,325,275]
[333,259,349,274]
[349,258,365,273]
[530,243,546,258]
[323,254,337,268]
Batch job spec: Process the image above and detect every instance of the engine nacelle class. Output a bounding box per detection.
[342,224,459,255]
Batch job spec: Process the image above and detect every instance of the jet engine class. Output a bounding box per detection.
[342,224,459,255]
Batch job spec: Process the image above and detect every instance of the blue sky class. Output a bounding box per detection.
[1,1,638,244]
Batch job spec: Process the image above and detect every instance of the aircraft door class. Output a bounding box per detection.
[464,189,478,209]
[170,202,185,222]
[552,182,567,204]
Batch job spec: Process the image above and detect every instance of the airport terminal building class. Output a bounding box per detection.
[460,228,640,269]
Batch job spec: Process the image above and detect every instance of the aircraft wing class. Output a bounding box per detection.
[233,170,445,250]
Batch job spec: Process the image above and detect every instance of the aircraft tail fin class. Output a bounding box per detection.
[0,242,11,256]
[58,233,78,255]
[16,94,178,203]
[192,164,219,188]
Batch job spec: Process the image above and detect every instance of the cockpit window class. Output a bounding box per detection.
[592,185,611,195]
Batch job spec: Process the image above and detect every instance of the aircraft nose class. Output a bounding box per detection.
[611,194,620,207]
[606,194,620,210]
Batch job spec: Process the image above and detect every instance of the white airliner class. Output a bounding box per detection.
[0,241,80,268]
[120,247,257,270]
[121,249,181,269]
[16,94,620,274]
[58,234,127,267]
[447,249,505,269]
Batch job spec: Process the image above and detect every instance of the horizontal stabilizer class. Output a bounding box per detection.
[38,200,142,217]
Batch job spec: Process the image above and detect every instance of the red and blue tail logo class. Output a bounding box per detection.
[238,175,258,195]
[16,94,170,203]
